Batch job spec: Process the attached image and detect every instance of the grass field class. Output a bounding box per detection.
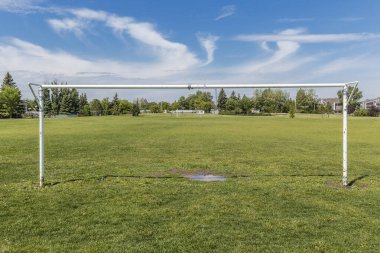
[0,114,379,252]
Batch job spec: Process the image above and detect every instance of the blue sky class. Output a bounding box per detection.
[0,0,380,100]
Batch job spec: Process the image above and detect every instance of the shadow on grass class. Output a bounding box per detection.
[257,174,339,177]
[44,174,180,187]
[347,175,369,187]
[42,173,346,188]
[325,175,369,190]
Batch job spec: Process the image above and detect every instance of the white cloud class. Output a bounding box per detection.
[0,0,37,10]
[233,41,301,74]
[197,34,219,66]
[279,28,307,35]
[70,8,107,21]
[260,41,272,52]
[277,18,314,23]
[0,6,221,100]
[47,18,86,37]
[0,0,53,13]
[230,28,306,74]
[215,5,236,21]
[46,9,200,71]
[230,27,380,98]
[235,30,380,43]
[0,37,196,80]
[313,55,367,75]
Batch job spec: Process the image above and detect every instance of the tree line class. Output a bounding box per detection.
[1,72,378,118]
[29,83,141,117]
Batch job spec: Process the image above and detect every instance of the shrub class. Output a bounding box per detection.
[288,102,295,118]
[132,103,140,116]
[353,109,369,117]
[368,106,379,117]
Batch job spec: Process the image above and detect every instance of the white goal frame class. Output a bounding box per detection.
[29,82,358,188]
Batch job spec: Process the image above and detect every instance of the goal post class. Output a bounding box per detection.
[29,82,359,188]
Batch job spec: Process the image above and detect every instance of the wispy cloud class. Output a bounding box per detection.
[0,37,193,79]
[0,0,39,11]
[46,8,202,72]
[0,4,221,91]
[260,41,272,52]
[48,18,87,37]
[233,40,301,74]
[235,29,380,43]
[214,5,236,21]
[314,55,366,75]
[197,34,219,66]
[0,0,59,13]
[277,18,314,23]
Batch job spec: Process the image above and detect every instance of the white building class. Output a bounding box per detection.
[319,98,341,112]
[171,110,205,114]
[361,98,380,109]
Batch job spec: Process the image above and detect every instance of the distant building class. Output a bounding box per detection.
[361,98,380,109]
[319,98,341,112]
[210,109,219,114]
[19,100,27,114]
[171,110,205,114]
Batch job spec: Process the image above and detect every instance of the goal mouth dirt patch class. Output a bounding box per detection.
[186,174,226,181]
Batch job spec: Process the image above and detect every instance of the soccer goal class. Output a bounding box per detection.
[29,82,359,188]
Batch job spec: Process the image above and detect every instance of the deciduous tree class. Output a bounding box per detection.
[0,85,21,118]
[89,99,102,116]
[337,86,363,114]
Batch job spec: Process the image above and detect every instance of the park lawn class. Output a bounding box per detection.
[0,114,379,252]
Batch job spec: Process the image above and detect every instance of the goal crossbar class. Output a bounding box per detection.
[29,81,358,188]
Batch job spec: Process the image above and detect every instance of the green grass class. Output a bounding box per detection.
[0,114,379,252]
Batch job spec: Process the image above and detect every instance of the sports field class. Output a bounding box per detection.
[0,114,379,252]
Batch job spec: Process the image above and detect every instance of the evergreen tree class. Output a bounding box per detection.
[111,93,120,115]
[132,101,140,116]
[79,93,88,114]
[50,82,61,115]
[43,89,52,116]
[230,91,237,100]
[70,89,80,114]
[2,72,16,87]
[60,89,72,114]
[217,88,227,111]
